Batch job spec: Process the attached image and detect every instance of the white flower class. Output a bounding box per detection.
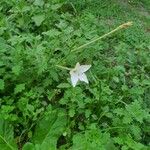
[70,62,91,87]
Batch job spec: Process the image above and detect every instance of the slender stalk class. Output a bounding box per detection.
[71,21,133,52]
[102,126,126,133]
[55,65,72,71]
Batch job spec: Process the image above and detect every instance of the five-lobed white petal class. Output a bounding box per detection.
[70,62,91,87]
[70,71,78,87]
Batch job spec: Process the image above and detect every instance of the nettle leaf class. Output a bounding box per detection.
[32,15,45,26]
[0,119,17,150]
[31,108,67,150]
[14,84,25,94]
[0,79,4,90]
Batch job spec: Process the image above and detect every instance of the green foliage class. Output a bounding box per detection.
[0,79,4,90]
[0,119,17,150]
[22,107,67,150]
[71,128,111,150]
[0,0,150,149]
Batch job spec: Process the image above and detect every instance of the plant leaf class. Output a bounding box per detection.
[32,108,67,150]
[32,15,45,26]
[22,142,35,150]
[0,79,4,90]
[57,83,71,88]
[14,84,25,94]
[0,119,17,150]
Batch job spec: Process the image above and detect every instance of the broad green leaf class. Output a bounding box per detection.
[32,109,67,150]
[0,79,4,90]
[22,142,35,150]
[32,15,45,26]
[0,120,17,150]
[22,143,41,150]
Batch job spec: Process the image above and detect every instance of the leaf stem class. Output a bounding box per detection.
[55,65,72,71]
[71,21,133,52]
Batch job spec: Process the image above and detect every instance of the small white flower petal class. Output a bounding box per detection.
[69,62,91,87]
[79,65,91,73]
[70,71,78,87]
[75,62,80,70]
[79,73,89,84]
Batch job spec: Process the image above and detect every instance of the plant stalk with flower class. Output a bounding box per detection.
[56,22,133,87]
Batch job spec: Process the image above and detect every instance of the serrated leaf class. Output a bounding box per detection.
[32,15,45,26]
[14,84,25,94]
[0,119,17,150]
[0,79,4,90]
[32,109,67,150]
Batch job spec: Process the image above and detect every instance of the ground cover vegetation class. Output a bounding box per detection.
[0,0,150,149]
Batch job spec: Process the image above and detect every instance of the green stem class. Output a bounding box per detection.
[71,21,133,52]
[102,126,126,132]
[55,65,72,71]
[56,22,133,67]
